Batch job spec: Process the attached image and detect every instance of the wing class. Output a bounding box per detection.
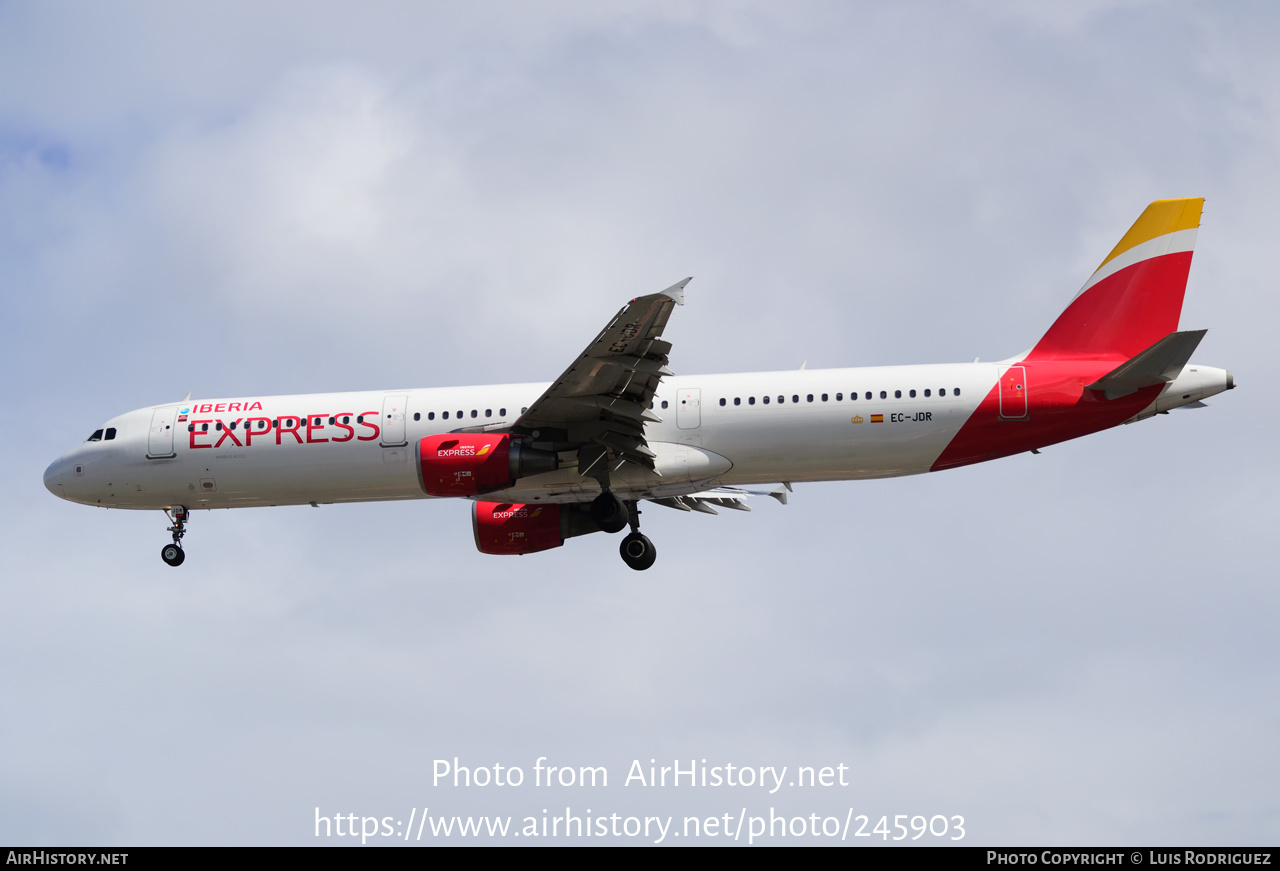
[648,485,791,514]
[509,278,690,477]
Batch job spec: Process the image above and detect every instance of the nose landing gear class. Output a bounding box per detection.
[161,506,188,567]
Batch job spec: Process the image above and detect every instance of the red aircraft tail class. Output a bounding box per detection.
[1026,198,1204,362]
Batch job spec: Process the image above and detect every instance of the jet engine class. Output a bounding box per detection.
[418,434,558,497]
[472,501,601,555]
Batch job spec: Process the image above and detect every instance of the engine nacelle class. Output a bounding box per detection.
[418,433,558,497]
[472,501,604,555]
[473,502,564,554]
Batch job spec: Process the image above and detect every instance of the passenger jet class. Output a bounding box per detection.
[44,199,1233,570]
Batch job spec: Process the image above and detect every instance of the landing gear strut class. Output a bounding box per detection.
[618,501,656,571]
[586,475,657,568]
[161,506,188,567]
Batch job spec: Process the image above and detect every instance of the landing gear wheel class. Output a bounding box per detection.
[162,506,189,567]
[619,532,657,571]
[591,491,629,534]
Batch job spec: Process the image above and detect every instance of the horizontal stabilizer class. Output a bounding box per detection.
[1085,329,1208,400]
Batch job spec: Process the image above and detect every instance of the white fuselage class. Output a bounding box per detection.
[43,360,1230,512]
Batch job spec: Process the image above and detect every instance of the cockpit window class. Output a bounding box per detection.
[87,429,103,442]
[104,428,117,440]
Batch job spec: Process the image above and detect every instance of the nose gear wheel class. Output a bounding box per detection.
[161,506,189,567]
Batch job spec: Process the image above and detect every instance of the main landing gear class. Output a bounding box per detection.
[592,492,657,571]
[161,506,188,567]
[590,490,629,534]
[619,530,656,571]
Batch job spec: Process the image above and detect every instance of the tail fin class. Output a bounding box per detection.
[1026,198,1204,361]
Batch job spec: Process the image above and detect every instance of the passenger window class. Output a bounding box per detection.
[428,412,435,421]
[807,394,814,402]
[216,422,223,431]
[836,393,843,401]
[719,398,726,406]
[87,429,103,442]
[894,390,901,399]
[821,393,828,402]
[471,410,478,418]
[955,388,961,396]
[879,391,886,399]
[443,411,449,420]
[521,407,528,414]
[924,389,931,397]
[939,388,947,396]
[272,420,278,429]
[357,415,364,423]
[661,400,669,409]
[485,409,492,418]
[850,392,857,401]
[909,389,916,398]
[105,428,117,440]
[763,396,770,404]
[500,408,506,416]
[188,425,194,432]
[203,423,209,432]
[734,398,741,406]
[748,397,756,405]
[865,392,872,400]
[457,410,463,418]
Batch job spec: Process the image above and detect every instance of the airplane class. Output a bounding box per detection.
[43,198,1233,571]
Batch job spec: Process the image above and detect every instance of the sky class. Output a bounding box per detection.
[2,0,1277,846]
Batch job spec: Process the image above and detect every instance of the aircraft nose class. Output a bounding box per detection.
[44,458,64,497]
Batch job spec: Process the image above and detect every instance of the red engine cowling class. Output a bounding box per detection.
[473,501,564,555]
[419,433,559,497]
[419,434,513,496]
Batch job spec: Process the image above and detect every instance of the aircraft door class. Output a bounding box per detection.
[147,406,178,458]
[999,366,1028,420]
[677,388,701,429]
[380,394,409,446]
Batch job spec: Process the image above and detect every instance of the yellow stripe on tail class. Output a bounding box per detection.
[1095,198,1203,272]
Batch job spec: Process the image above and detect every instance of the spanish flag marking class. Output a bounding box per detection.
[870,414,884,423]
